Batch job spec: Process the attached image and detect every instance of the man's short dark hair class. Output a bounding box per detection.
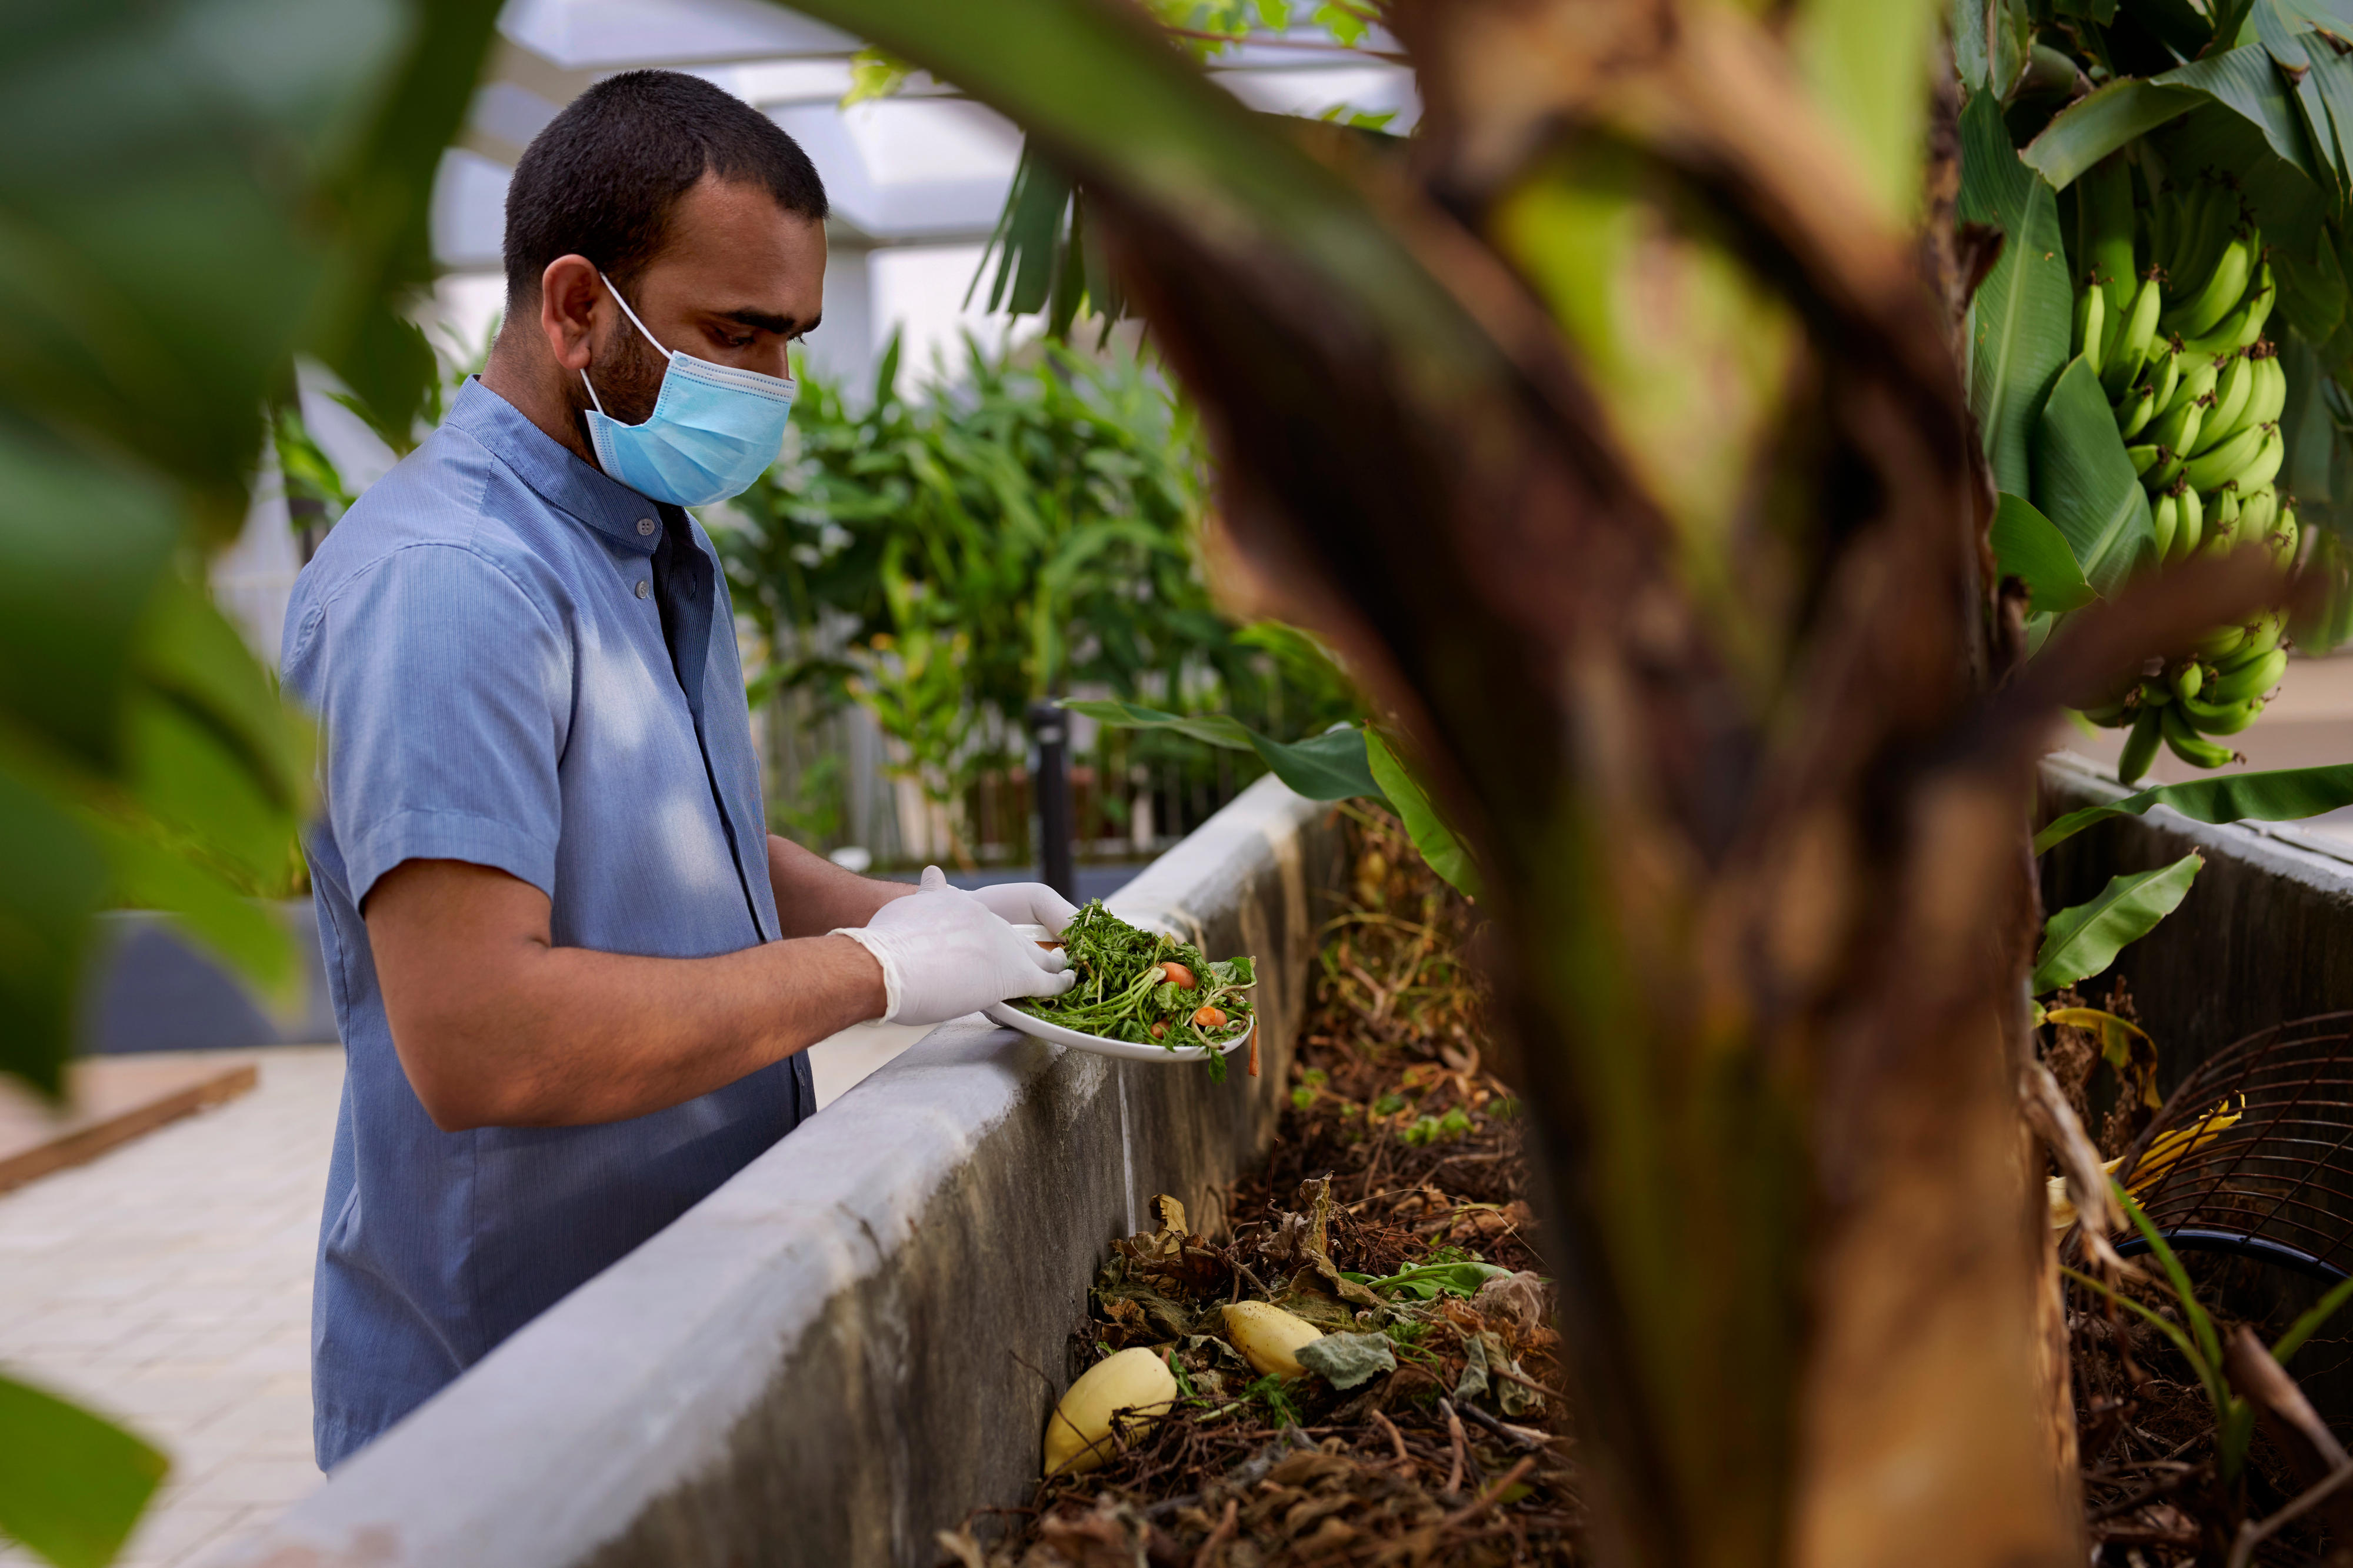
[503,69,828,301]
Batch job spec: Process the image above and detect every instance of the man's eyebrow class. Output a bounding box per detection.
[716,307,816,335]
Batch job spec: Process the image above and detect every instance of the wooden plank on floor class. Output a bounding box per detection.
[0,1056,259,1195]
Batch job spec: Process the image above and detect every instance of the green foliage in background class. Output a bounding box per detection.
[0,0,498,1097]
[0,1,501,1561]
[719,331,1357,855]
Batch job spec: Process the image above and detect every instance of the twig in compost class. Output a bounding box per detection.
[1372,1409,1413,1472]
[2229,1457,2353,1568]
[1191,1497,1238,1568]
[1442,1454,1540,1531]
[1441,1398,1469,1497]
[2087,1465,2197,1523]
[1487,1362,1565,1402]
[1457,1397,1547,1452]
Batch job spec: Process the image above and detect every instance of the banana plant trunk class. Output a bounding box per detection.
[788,0,2082,1561]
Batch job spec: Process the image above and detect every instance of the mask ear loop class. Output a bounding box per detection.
[581,271,673,414]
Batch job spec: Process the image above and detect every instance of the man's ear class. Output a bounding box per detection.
[539,255,602,372]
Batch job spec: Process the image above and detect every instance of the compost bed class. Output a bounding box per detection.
[2036,756,2353,1562]
[939,808,1578,1568]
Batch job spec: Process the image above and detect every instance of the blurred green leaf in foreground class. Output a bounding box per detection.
[0,0,498,1097]
[0,2,499,1562]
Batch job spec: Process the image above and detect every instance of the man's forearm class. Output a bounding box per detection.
[431,934,884,1128]
[766,833,915,936]
[368,859,887,1130]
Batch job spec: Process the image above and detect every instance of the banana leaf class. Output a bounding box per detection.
[1962,91,2074,497]
[2020,78,2205,188]
[2252,7,2343,202]
[2292,529,2353,653]
[0,1374,166,1568]
[2030,852,2202,994]
[1991,491,2097,612]
[2160,44,2327,185]
[2035,764,2353,850]
[2304,46,2353,199]
[978,143,1075,318]
[1952,0,1990,91]
[1067,697,1481,888]
[2032,355,2158,595]
[1365,729,1481,896]
[1061,700,1384,802]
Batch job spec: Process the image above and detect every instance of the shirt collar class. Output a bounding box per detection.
[448,378,667,558]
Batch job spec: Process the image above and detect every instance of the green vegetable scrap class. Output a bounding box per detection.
[1016,900,1256,1073]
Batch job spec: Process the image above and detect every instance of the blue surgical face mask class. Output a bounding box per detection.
[581,273,796,507]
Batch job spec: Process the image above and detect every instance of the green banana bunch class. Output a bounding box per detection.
[2060,166,2304,783]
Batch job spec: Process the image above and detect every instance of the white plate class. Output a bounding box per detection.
[984,1001,1252,1063]
[991,923,1249,1061]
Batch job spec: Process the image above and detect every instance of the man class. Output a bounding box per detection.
[284,70,1076,1470]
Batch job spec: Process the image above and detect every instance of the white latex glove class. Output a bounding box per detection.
[968,881,1079,936]
[833,867,1076,1026]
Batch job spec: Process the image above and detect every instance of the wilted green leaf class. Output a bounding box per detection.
[0,1373,166,1568]
[1358,1259,1514,1300]
[2033,356,2157,595]
[2030,853,2201,995]
[1962,92,2073,498]
[1991,491,2096,613]
[1364,729,1481,896]
[2035,765,2353,852]
[1296,1331,1395,1390]
[2042,1005,2162,1109]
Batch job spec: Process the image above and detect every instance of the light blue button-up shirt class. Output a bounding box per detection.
[283,378,813,1469]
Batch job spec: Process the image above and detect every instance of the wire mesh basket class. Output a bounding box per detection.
[2108,1012,2353,1284]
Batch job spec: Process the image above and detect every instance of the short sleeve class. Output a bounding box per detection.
[310,544,569,908]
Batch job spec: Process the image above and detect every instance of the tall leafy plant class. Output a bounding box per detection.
[720,331,1355,852]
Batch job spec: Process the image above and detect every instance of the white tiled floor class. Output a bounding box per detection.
[0,1048,340,1568]
[0,1022,928,1567]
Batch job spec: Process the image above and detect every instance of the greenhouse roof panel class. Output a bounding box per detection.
[498,0,854,68]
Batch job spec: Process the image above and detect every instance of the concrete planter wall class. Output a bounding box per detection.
[211,773,1344,1568]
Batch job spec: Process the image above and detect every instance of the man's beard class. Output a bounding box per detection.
[575,313,669,439]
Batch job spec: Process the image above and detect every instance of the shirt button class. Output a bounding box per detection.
[635,579,651,600]
[636,518,656,536]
